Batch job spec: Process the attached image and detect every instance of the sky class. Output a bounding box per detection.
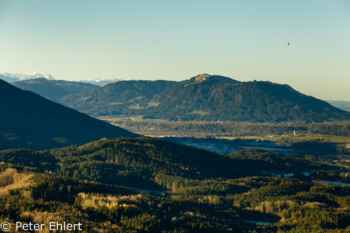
[0,0,349,100]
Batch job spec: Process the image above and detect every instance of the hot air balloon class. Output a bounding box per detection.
[286,42,290,46]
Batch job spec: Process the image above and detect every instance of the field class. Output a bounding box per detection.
[99,116,350,140]
[220,134,350,145]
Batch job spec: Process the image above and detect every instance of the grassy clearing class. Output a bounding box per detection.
[77,192,144,210]
[0,168,33,197]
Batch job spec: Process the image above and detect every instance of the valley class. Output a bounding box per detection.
[1,1,349,231]
[99,116,350,137]
[0,77,349,232]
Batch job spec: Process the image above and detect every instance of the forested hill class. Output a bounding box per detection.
[0,79,137,150]
[0,137,260,189]
[0,137,269,188]
[1,137,349,232]
[61,74,349,122]
[13,78,98,101]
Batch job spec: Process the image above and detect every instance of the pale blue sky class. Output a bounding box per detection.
[0,0,349,100]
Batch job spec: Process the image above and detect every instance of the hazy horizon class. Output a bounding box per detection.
[1,0,349,100]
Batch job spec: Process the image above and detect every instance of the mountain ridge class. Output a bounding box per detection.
[60,74,349,123]
[326,100,350,112]
[13,78,99,101]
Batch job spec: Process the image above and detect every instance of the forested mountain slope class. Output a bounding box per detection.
[0,80,136,150]
[61,74,349,122]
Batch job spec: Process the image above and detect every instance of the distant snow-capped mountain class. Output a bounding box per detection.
[0,72,119,86]
[79,78,119,86]
[0,72,55,83]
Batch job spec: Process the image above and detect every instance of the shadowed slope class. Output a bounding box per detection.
[0,79,137,150]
